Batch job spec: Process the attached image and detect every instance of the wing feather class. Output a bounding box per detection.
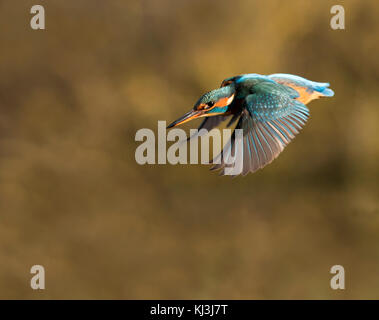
[211,80,310,176]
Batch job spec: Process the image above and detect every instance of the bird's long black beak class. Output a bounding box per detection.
[167,110,203,128]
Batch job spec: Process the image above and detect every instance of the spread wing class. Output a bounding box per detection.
[211,80,310,176]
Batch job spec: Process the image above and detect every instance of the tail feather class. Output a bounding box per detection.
[319,87,334,97]
[312,82,334,97]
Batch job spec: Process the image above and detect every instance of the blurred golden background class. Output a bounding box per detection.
[0,0,378,299]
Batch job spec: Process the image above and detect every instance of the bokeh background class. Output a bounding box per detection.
[0,0,378,299]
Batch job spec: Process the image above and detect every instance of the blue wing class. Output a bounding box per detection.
[211,80,310,176]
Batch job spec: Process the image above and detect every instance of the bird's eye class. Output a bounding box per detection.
[207,101,214,108]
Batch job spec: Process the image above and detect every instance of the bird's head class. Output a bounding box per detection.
[167,85,235,128]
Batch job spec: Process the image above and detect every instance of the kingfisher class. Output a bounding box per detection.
[167,73,334,176]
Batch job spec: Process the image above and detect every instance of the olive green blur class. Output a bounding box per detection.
[0,0,378,299]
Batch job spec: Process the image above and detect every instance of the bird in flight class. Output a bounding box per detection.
[167,73,334,176]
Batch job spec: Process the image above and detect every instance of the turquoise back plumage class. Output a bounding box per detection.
[268,73,334,97]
